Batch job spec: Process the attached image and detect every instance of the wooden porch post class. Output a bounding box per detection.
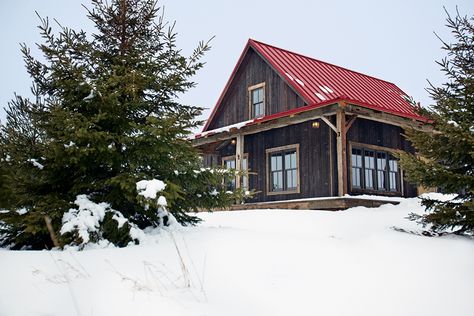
[235,133,244,189]
[336,108,347,196]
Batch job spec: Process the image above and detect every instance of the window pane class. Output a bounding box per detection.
[377,170,386,190]
[285,151,296,169]
[389,172,397,191]
[364,150,375,169]
[352,148,362,167]
[223,159,235,191]
[252,89,259,103]
[285,169,297,190]
[225,159,235,169]
[389,159,398,171]
[242,158,248,170]
[290,152,297,168]
[251,87,264,118]
[388,154,399,191]
[352,167,361,187]
[272,171,283,191]
[376,152,386,190]
[351,148,363,189]
[271,155,282,171]
[365,169,374,189]
[256,103,263,117]
[277,171,283,190]
[286,170,293,189]
[364,150,375,189]
[377,152,387,170]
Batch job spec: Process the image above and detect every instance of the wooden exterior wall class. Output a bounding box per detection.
[207,48,306,130]
[205,116,417,203]
[214,120,334,203]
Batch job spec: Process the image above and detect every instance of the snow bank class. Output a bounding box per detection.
[1,195,473,316]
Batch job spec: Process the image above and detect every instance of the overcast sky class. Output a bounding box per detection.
[1,0,473,127]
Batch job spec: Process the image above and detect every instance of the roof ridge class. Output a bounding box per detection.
[249,38,401,89]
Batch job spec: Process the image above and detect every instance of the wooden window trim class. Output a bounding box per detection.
[248,82,266,119]
[348,142,403,196]
[265,144,300,195]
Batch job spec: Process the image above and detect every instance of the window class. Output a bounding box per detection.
[248,83,265,118]
[350,145,401,193]
[376,152,387,191]
[388,154,399,191]
[351,148,362,188]
[266,144,299,194]
[222,155,248,191]
[364,150,375,189]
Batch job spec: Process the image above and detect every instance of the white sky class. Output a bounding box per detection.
[1,0,473,127]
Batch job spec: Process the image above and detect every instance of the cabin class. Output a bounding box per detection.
[192,39,431,210]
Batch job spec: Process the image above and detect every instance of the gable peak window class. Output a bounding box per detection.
[248,83,265,119]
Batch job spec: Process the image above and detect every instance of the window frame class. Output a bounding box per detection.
[222,154,249,191]
[349,142,403,196]
[248,82,266,119]
[266,144,300,195]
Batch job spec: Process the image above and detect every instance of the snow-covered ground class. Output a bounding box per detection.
[1,195,473,316]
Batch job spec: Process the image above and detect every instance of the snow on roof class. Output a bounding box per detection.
[193,119,255,139]
[315,92,327,101]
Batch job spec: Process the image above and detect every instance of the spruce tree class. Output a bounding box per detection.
[0,0,243,249]
[399,9,474,235]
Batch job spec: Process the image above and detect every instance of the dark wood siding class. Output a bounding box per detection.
[346,117,417,197]
[207,48,306,130]
[215,120,334,202]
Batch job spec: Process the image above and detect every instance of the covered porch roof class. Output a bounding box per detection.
[192,99,432,151]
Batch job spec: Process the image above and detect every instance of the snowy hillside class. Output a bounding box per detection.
[1,195,473,316]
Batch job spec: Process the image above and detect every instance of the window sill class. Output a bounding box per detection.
[350,188,402,196]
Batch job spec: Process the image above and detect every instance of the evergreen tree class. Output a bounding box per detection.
[0,0,243,249]
[399,9,474,235]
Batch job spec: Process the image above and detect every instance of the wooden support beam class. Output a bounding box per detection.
[336,109,347,197]
[192,104,340,148]
[320,115,337,132]
[235,134,244,189]
[345,115,358,131]
[345,104,432,132]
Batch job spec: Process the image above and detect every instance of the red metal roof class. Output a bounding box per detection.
[203,39,424,132]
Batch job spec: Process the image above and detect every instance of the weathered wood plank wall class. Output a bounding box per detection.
[207,48,306,130]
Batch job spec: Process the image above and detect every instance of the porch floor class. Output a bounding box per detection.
[227,196,401,211]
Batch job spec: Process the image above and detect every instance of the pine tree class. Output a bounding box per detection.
[0,0,244,249]
[399,9,474,235]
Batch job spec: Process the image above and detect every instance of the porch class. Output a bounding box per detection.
[225,196,401,211]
